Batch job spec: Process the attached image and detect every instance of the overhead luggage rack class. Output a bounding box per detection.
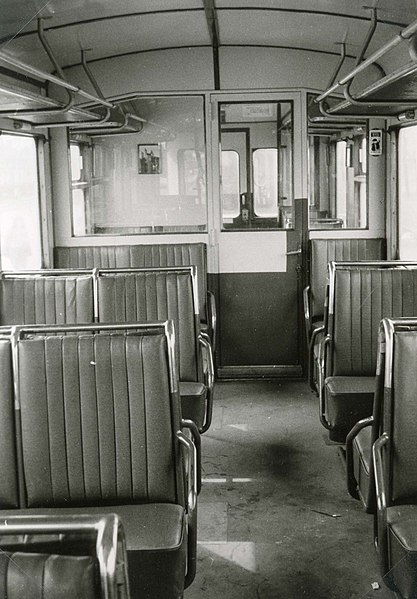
[310,14,417,120]
[0,42,145,131]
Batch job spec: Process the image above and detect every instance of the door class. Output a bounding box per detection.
[210,93,306,378]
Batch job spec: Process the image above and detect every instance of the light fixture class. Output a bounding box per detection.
[397,110,415,121]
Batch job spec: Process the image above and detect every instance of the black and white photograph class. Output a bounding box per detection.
[0,2,417,598]
[138,143,161,175]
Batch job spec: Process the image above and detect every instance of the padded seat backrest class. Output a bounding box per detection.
[54,243,207,318]
[0,551,97,599]
[97,270,198,382]
[389,331,417,504]
[332,267,417,376]
[310,238,385,319]
[0,339,19,508]
[0,276,94,325]
[17,332,184,508]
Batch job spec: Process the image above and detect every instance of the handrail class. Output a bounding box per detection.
[0,51,115,108]
[316,17,417,103]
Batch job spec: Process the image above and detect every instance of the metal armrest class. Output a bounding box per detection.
[308,323,325,392]
[373,433,390,575]
[0,513,130,599]
[318,334,332,429]
[177,430,197,513]
[199,333,214,433]
[303,285,311,341]
[346,416,374,500]
[181,418,202,494]
[206,290,217,351]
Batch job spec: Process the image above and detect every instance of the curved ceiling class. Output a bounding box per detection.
[0,0,416,74]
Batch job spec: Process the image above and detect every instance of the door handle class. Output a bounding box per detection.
[286,248,302,256]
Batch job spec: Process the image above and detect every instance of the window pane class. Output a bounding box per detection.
[308,95,367,229]
[70,144,82,181]
[221,150,240,219]
[398,126,417,259]
[253,148,278,217]
[71,96,207,236]
[0,134,42,269]
[219,101,293,230]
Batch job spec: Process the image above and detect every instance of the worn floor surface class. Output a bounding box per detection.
[185,380,396,599]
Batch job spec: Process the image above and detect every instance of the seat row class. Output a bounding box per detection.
[0,321,198,599]
[54,242,217,349]
[306,249,417,596]
[346,318,417,598]
[0,265,214,434]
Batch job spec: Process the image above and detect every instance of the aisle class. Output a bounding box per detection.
[185,380,394,599]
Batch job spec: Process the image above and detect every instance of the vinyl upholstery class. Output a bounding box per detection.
[309,238,385,319]
[0,551,97,599]
[18,333,183,507]
[98,270,198,383]
[97,270,207,430]
[0,276,94,325]
[54,243,208,319]
[14,331,188,599]
[374,333,417,598]
[0,340,19,508]
[324,267,417,439]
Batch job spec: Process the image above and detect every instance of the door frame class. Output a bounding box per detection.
[208,91,308,377]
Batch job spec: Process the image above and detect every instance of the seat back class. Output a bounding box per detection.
[13,324,185,509]
[0,513,130,599]
[0,271,95,325]
[327,263,417,377]
[0,337,19,508]
[309,238,385,319]
[54,243,208,320]
[385,326,417,504]
[97,267,200,382]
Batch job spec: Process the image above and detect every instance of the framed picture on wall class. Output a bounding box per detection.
[138,144,161,174]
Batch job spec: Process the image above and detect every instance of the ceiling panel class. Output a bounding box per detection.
[216,0,415,25]
[2,0,204,35]
[217,10,400,57]
[3,11,211,70]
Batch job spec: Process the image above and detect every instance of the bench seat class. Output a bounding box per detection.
[386,505,417,598]
[324,376,375,442]
[0,551,97,599]
[0,504,186,599]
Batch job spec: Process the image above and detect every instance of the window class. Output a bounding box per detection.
[398,125,417,259]
[0,133,42,269]
[308,95,367,229]
[70,143,91,236]
[221,150,240,218]
[70,96,207,236]
[219,101,293,230]
[253,148,278,218]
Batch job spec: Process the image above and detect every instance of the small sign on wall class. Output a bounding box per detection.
[369,129,383,156]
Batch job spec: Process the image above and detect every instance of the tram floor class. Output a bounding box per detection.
[184,380,396,599]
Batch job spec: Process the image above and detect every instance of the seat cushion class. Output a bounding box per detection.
[0,551,96,599]
[352,426,372,509]
[325,376,375,441]
[180,381,206,430]
[386,505,417,598]
[0,504,187,599]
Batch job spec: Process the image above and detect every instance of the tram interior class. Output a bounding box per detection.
[2,1,417,597]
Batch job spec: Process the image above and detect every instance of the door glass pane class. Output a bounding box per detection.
[219,101,293,230]
[398,125,417,259]
[221,150,240,219]
[253,148,278,217]
[0,134,42,269]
